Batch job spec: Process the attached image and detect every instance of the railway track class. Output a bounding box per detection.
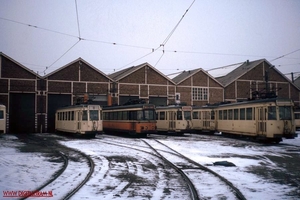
[97,135,246,199]
[18,134,95,200]
[143,139,247,200]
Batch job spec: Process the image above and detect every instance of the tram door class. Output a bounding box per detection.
[257,107,267,135]
[203,111,210,130]
[168,111,176,130]
[77,111,81,132]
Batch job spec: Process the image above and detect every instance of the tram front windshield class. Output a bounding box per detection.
[184,111,191,120]
[90,110,99,120]
[137,110,155,120]
[279,106,292,120]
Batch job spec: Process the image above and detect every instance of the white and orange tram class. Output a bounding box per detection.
[0,104,6,134]
[213,98,297,143]
[155,105,192,135]
[55,104,103,138]
[102,104,156,137]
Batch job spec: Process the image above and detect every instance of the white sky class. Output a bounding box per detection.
[0,0,300,79]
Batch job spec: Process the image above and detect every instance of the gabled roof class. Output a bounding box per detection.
[0,52,42,78]
[216,59,265,86]
[43,57,114,81]
[172,68,223,86]
[294,76,300,89]
[216,59,300,91]
[108,62,176,84]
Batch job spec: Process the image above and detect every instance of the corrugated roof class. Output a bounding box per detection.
[108,63,146,81]
[294,76,300,89]
[216,59,265,86]
[43,57,114,81]
[172,69,199,84]
[108,62,176,84]
[172,68,223,86]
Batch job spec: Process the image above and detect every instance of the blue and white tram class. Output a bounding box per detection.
[0,104,6,134]
[55,104,103,138]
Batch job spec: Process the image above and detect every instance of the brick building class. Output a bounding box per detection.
[0,52,41,133]
[1,53,299,133]
[108,63,176,106]
[172,69,224,106]
[43,58,113,132]
[216,59,300,107]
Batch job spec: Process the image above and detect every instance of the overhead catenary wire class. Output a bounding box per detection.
[75,0,81,39]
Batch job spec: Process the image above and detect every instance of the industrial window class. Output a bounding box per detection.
[192,88,208,100]
[246,108,252,120]
[295,113,300,119]
[240,108,245,120]
[234,109,238,120]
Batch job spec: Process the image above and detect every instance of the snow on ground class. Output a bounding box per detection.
[160,133,300,200]
[0,132,299,199]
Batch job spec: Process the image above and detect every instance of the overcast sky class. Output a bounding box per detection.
[0,0,299,79]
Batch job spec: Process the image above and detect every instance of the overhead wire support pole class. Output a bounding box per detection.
[75,0,81,39]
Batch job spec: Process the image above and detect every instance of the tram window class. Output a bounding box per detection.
[211,111,215,120]
[246,108,252,120]
[129,111,137,120]
[82,110,88,121]
[123,111,128,120]
[145,110,155,120]
[68,111,71,121]
[193,111,198,119]
[90,110,99,121]
[184,111,191,120]
[71,111,74,120]
[219,110,222,120]
[113,112,118,120]
[234,109,238,120]
[159,112,165,120]
[78,112,80,120]
[240,109,245,120]
[268,106,276,120]
[177,111,183,120]
[223,110,227,120]
[118,111,122,120]
[279,106,292,120]
[228,110,233,120]
[137,111,143,120]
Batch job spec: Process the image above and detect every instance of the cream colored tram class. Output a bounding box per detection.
[156,105,192,135]
[192,105,216,133]
[215,98,296,143]
[0,104,6,133]
[295,109,300,130]
[55,104,103,138]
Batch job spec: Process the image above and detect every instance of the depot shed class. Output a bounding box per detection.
[173,68,224,106]
[216,59,300,107]
[108,63,176,106]
[0,52,42,133]
[43,58,114,132]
